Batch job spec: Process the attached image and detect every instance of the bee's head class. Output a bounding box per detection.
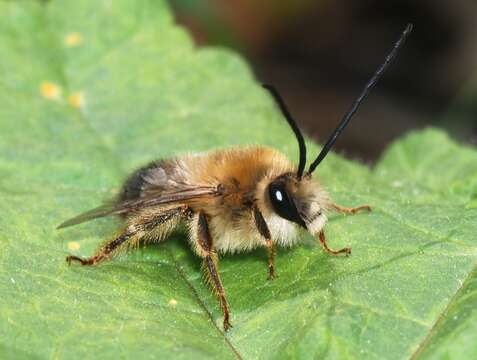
[262,25,412,231]
[262,26,412,236]
[267,173,329,235]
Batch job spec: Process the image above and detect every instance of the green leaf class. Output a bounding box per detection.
[1,1,476,359]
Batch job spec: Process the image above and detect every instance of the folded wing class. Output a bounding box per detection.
[57,186,219,229]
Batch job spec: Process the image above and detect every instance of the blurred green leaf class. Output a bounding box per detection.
[1,1,477,359]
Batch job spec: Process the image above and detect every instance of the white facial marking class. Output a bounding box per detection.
[308,213,328,235]
[306,202,328,235]
[266,214,298,247]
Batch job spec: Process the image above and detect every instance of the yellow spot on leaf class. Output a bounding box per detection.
[168,299,178,306]
[68,242,81,251]
[68,92,84,109]
[40,81,62,101]
[64,32,83,47]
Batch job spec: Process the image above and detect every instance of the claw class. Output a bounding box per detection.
[267,268,277,280]
[66,255,94,266]
[223,318,233,332]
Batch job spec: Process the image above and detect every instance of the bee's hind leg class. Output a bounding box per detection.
[318,230,351,256]
[331,203,371,214]
[66,206,189,266]
[195,211,232,331]
[66,229,134,266]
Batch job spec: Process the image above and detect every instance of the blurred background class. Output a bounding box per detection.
[171,0,477,162]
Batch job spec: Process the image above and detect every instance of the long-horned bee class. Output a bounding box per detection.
[59,25,412,331]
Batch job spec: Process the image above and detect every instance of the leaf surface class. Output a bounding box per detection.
[1,1,476,359]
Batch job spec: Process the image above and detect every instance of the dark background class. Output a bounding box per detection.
[172,0,477,162]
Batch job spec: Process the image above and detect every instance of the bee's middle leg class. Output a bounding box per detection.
[196,211,232,331]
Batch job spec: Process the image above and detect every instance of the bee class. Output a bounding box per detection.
[59,25,412,331]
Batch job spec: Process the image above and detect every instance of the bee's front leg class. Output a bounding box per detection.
[318,230,351,256]
[265,241,276,280]
[331,203,371,214]
[253,206,276,280]
[195,211,232,331]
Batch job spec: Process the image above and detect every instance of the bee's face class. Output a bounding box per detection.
[267,173,328,235]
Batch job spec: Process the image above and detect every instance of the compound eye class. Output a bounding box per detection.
[268,182,306,228]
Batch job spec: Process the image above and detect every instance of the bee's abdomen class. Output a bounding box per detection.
[118,160,167,202]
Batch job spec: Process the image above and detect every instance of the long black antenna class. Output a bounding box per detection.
[263,84,307,179]
[308,23,413,174]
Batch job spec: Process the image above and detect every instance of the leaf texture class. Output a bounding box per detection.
[0,1,476,359]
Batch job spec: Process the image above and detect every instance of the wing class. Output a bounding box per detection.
[57,186,220,229]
